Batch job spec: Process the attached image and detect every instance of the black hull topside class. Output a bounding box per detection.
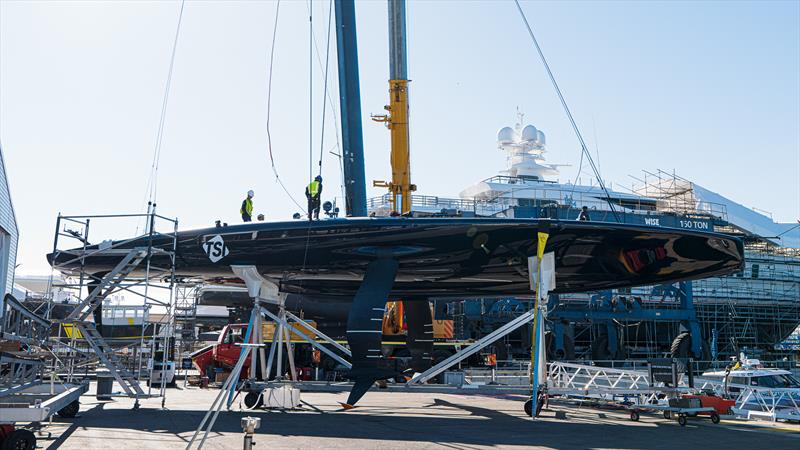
[49,217,744,298]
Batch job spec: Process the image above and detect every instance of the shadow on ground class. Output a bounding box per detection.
[47,396,799,449]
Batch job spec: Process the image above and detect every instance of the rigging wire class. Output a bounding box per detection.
[264,0,306,212]
[314,0,347,206]
[307,0,344,204]
[317,0,333,177]
[513,0,620,222]
[308,2,313,185]
[137,0,186,234]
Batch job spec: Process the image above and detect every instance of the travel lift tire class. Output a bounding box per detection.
[1,429,36,450]
[57,400,80,418]
[244,392,263,409]
[524,395,546,417]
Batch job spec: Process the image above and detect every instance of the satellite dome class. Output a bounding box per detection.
[497,126,515,144]
[536,130,546,146]
[521,125,538,143]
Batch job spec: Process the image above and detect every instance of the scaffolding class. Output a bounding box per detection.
[48,212,178,406]
[174,282,201,383]
[629,169,727,221]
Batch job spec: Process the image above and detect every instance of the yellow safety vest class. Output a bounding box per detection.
[240,197,253,215]
[308,181,320,197]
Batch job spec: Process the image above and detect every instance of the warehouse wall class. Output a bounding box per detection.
[0,145,18,297]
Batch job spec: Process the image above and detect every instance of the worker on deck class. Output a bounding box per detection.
[578,206,590,221]
[240,190,254,222]
[306,175,322,221]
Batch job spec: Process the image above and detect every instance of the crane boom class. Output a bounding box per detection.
[373,0,415,214]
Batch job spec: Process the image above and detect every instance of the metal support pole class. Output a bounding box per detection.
[281,306,297,381]
[227,304,262,408]
[265,327,279,380]
[262,308,352,369]
[407,309,536,385]
[285,310,351,356]
[187,345,254,450]
[276,316,284,380]
[529,235,551,419]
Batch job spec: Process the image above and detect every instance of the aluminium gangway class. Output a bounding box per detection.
[547,360,800,422]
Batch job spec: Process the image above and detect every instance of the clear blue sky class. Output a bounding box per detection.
[1,0,798,275]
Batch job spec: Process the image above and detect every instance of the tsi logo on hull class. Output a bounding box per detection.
[203,235,229,263]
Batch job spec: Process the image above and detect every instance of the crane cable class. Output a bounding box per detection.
[264,0,306,213]
[308,0,346,209]
[308,1,313,185]
[513,0,620,222]
[138,0,186,234]
[317,0,333,177]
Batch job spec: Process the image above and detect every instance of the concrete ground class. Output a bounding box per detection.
[37,382,799,449]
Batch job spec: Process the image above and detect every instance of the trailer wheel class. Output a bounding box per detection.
[678,415,687,427]
[524,399,532,416]
[629,411,639,422]
[2,429,36,450]
[57,400,80,418]
[663,411,671,420]
[244,392,262,409]
[710,412,720,424]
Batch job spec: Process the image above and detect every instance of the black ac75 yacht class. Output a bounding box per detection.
[49,216,743,406]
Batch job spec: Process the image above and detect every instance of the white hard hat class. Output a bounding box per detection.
[247,190,254,197]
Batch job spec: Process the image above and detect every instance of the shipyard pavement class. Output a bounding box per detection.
[40,382,799,449]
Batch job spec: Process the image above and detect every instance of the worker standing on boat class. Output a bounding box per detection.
[240,190,254,222]
[578,206,590,221]
[306,176,323,221]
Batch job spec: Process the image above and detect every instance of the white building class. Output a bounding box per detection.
[0,144,18,297]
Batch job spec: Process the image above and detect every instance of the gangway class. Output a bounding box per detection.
[547,361,657,401]
[547,360,800,422]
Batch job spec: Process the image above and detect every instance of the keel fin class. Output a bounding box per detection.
[345,377,376,407]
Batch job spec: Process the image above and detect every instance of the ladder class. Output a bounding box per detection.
[75,321,144,397]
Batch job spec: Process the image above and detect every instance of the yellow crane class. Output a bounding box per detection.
[372,0,415,214]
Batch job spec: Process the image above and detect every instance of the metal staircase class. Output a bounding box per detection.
[64,248,148,322]
[75,321,145,396]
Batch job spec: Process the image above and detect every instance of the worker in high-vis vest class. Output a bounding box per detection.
[240,190,254,222]
[305,176,322,221]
